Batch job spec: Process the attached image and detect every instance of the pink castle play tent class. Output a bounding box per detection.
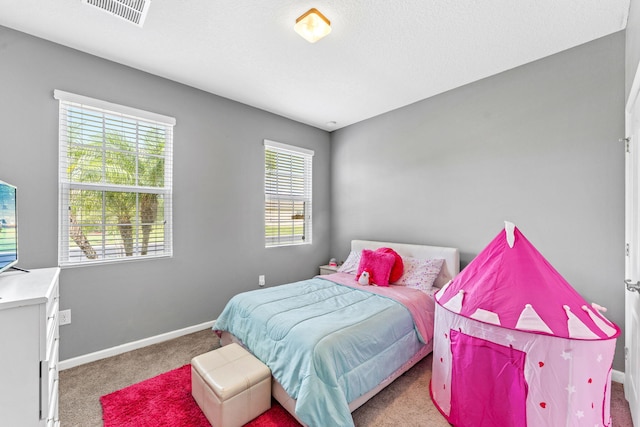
[430,222,620,427]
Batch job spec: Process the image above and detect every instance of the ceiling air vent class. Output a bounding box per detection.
[83,0,150,27]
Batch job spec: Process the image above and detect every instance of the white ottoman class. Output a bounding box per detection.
[191,343,271,427]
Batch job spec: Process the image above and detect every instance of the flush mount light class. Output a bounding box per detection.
[294,8,331,43]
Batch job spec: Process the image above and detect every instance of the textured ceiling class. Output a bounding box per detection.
[0,0,630,131]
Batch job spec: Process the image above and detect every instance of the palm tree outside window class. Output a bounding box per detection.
[55,90,174,266]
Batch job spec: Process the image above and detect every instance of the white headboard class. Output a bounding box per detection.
[351,240,460,287]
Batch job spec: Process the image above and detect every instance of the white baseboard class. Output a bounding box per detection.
[612,369,625,385]
[58,320,216,371]
[58,324,629,387]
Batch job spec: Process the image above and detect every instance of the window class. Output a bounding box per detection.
[54,90,174,266]
[264,140,313,247]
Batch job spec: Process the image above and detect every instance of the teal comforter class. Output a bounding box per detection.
[213,275,429,427]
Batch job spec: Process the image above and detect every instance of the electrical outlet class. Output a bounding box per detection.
[59,309,71,326]
[259,275,265,287]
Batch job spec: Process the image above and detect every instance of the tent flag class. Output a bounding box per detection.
[442,290,464,313]
[470,308,501,325]
[584,305,618,337]
[564,305,600,339]
[435,280,452,300]
[504,221,516,248]
[515,304,553,334]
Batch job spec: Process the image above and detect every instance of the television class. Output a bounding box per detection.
[0,180,18,274]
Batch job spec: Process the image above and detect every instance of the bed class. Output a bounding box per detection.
[213,239,460,427]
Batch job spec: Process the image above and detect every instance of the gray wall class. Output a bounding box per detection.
[627,0,640,101]
[0,26,331,360]
[0,23,628,372]
[331,32,626,370]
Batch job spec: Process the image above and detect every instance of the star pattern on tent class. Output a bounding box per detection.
[566,385,576,394]
[576,410,584,419]
[597,354,603,362]
[505,333,515,343]
[561,350,572,360]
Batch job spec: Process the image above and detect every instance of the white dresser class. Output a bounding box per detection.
[0,267,61,427]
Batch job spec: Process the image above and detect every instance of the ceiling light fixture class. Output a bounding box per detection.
[294,8,331,43]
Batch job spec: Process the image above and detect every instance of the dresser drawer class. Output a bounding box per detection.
[45,278,59,321]
[47,337,59,393]
[41,336,59,424]
[45,278,59,357]
[45,297,58,356]
[43,273,60,427]
[45,383,59,427]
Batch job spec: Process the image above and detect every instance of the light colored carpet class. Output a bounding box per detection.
[59,329,218,427]
[59,328,634,427]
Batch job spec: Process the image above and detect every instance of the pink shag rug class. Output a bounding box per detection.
[100,364,300,427]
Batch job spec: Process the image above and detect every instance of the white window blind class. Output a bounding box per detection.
[264,140,313,248]
[54,90,175,266]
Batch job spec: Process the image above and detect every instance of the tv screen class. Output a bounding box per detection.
[0,180,17,273]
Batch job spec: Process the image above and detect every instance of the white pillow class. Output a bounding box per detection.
[337,250,361,274]
[395,257,445,291]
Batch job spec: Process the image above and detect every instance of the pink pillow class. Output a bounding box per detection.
[356,249,395,287]
[376,247,404,283]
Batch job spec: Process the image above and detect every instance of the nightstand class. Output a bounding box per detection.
[319,264,339,275]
